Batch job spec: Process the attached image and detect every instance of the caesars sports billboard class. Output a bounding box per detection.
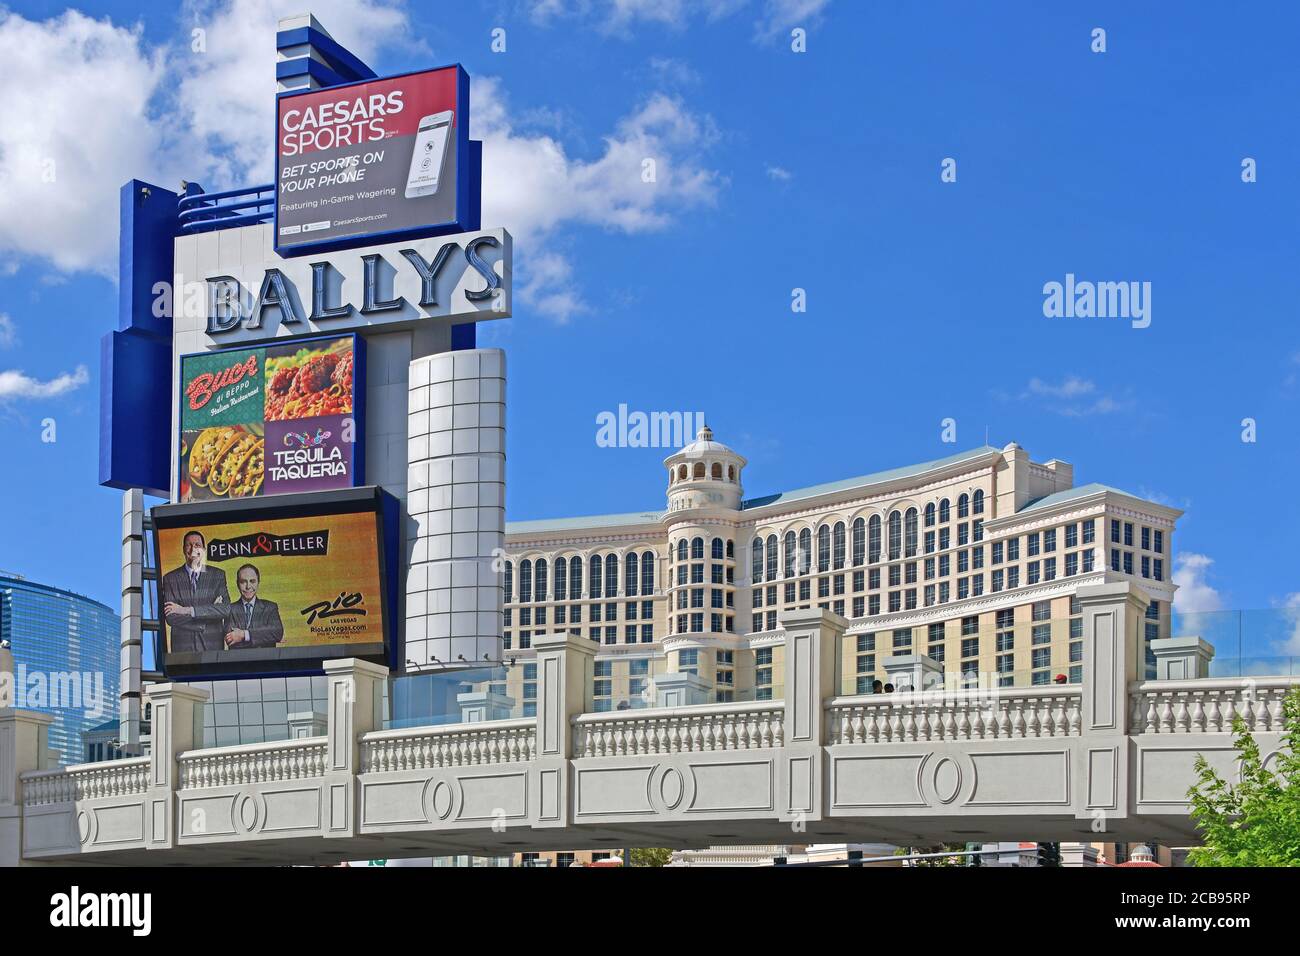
[276,65,471,254]
[177,333,364,502]
[152,487,398,678]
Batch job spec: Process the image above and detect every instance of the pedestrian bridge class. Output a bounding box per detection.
[3,583,1296,866]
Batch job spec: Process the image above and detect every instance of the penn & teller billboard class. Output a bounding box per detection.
[276,65,471,255]
[177,333,364,502]
[152,486,399,679]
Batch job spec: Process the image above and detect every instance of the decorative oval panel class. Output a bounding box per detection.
[933,758,962,804]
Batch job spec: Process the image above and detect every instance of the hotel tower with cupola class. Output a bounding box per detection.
[497,429,1181,711]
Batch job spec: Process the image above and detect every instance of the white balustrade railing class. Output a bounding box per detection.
[1130,678,1300,734]
[827,686,1082,744]
[360,718,536,773]
[178,737,328,790]
[573,702,785,758]
[21,757,151,807]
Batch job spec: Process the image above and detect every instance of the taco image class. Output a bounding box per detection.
[208,433,260,497]
[228,438,265,499]
[188,427,242,488]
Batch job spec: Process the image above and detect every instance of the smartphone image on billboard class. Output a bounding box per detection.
[404,110,453,199]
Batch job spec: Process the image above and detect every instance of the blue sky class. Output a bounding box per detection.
[0,1,1296,639]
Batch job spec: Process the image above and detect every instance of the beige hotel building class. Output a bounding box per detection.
[493,429,1181,711]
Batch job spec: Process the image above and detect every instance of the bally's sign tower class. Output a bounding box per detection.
[100,14,510,715]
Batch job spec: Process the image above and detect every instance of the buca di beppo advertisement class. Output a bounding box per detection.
[177,334,363,502]
[156,510,385,664]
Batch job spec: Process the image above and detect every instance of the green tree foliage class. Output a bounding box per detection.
[1187,687,1300,866]
[629,847,672,867]
[903,843,974,866]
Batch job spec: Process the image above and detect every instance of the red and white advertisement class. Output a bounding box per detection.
[275,66,468,253]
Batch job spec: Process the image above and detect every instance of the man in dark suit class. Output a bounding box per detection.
[161,530,230,653]
[223,563,284,650]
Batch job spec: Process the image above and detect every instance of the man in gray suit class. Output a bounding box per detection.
[222,563,284,650]
[161,530,230,653]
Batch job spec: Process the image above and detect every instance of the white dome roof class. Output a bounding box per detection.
[665,425,747,466]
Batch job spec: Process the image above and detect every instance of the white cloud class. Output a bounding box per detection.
[754,0,832,42]
[1025,375,1096,399]
[0,11,171,276]
[1172,553,1225,614]
[0,364,88,401]
[0,314,15,349]
[174,0,415,186]
[1276,592,1300,656]
[525,0,823,41]
[648,56,702,87]
[0,3,413,276]
[1015,376,1127,416]
[474,77,722,321]
[766,165,792,181]
[1136,486,1191,510]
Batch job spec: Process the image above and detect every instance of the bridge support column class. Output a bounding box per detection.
[532,633,595,830]
[1075,581,1149,829]
[778,608,846,826]
[323,658,388,839]
[0,686,55,867]
[144,682,209,851]
[1151,636,1214,681]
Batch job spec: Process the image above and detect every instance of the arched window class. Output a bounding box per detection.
[676,539,688,562]
[728,465,736,481]
[727,540,735,559]
[958,493,970,519]
[535,559,548,600]
[852,518,865,566]
[766,534,778,581]
[868,515,882,563]
[973,489,985,515]
[677,464,687,481]
[667,468,675,485]
[925,502,936,527]
[590,555,602,598]
[605,553,618,597]
[625,552,638,596]
[693,462,705,479]
[752,537,764,584]
[691,537,704,560]
[817,525,830,573]
[641,551,655,594]
[554,558,566,599]
[711,462,722,479]
[887,512,902,561]
[569,556,583,599]
[504,561,513,603]
[711,537,724,560]
[833,521,846,570]
[799,528,812,574]
[939,498,950,523]
[905,508,918,557]
[520,559,533,602]
[784,531,797,578]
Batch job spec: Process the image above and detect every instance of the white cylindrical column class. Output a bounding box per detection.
[120,489,145,755]
[405,348,505,670]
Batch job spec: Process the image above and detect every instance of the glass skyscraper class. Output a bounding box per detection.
[0,572,119,765]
